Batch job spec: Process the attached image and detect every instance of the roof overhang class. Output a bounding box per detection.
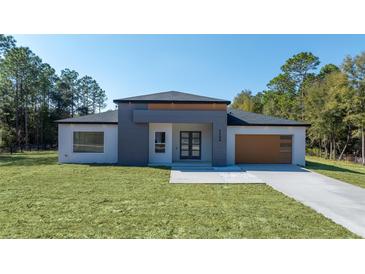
[227,123,311,127]
[55,121,118,125]
[113,99,231,104]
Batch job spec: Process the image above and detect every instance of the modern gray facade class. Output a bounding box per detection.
[119,106,227,166]
[114,91,231,166]
[57,91,310,166]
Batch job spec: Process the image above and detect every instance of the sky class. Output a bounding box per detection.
[13,34,365,110]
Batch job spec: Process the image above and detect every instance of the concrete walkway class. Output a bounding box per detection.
[239,164,365,238]
[170,166,264,184]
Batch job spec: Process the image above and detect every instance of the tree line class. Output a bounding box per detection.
[231,52,365,164]
[0,35,108,152]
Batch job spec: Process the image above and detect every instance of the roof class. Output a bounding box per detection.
[55,110,118,124]
[55,107,310,127]
[113,91,231,104]
[227,109,310,127]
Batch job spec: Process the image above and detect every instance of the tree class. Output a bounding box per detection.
[95,87,107,113]
[36,63,57,148]
[342,52,365,164]
[261,53,320,120]
[55,69,79,117]
[0,37,108,153]
[0,38,106,152]
[267,73,296,95]
[281,52,320,85]
[305,71,352,159]
[0,47,42,150]
[318,64,340,78]
[0,35,16,58]
[281,52,320,119]
[76,76,107,115]
[233,51,365,164]
[261,90,296,119]
[231,89,262,113]
[89,79,101,114]
[77,75,94,115]
[262,73,298,119]
[0,35,16,150]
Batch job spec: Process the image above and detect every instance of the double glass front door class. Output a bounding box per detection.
[180,131,201,159]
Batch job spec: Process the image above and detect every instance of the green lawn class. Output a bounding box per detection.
[0,152,358,238]
[306,156,365,189]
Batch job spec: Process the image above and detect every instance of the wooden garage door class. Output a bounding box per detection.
[235,135,292,164]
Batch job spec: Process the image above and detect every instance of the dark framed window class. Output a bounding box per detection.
[180,131,201,159]
[155,132,166,153]
[73,132,104,153]
[280,135,292,140]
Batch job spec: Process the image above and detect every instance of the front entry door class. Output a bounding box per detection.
[180,131,201,159]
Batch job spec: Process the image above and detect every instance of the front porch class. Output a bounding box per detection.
[169,166,264,184]
[148,123,213,166]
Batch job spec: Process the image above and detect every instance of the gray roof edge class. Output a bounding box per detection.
[113,91,231,104]
[53,107,310,127]
[227,109,311,127]
[227,123,311,127]
[56,121,118,124]
[113,99,231,104]
[54,110,118,124]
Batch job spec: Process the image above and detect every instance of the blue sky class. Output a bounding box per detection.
[13,35,365,110]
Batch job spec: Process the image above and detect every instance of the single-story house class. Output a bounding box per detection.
[56,91,310,166]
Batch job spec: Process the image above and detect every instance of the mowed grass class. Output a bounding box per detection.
[306,156,365,189]
[0,152,358,238]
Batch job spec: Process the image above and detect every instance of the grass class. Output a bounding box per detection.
[306,156,365,189]
[0,152,358,238]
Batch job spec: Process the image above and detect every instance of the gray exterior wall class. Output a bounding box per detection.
[118,103,149,166]
[118,104,227,166]
[132,109,227,166]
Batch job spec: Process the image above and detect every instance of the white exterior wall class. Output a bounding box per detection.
[172,123,212,162]
[58,124,118,164]
[149,123,173,165]
[227,126,306,166]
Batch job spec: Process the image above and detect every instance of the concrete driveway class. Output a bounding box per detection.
[239,164,365,238]
[170,166,264,184]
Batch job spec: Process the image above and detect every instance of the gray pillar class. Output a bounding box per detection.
[118,103,149,166]
[212,114,227,166]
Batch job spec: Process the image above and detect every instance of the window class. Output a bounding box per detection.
[280,135,292,140]
[155,132,166,153]
[180,131,201,159]
[73,132,104,153]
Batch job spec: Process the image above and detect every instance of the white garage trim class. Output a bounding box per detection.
[58,124,118,164]
[227,126,306,166]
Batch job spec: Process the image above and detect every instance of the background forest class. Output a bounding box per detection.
[0,35,108,152]
[231,52,365,164]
